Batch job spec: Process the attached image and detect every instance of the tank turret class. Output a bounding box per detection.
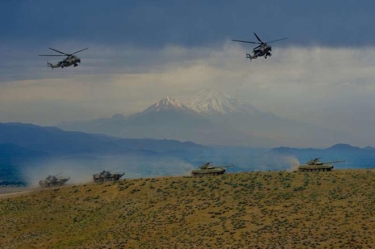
[93,170,124,182]
[191,162,233,176]
[39,173,70,187]
[298,158,344,172]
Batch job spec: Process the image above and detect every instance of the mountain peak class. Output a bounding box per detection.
[363,146,375,151]
[327,143,361,151]
[141,96,193,114]
[111,114,125,120]
[155,97,184,109]
[187,89,259,115]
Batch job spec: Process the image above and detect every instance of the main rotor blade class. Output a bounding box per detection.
[39,55,65,56]
[254,33,264,43]
[48,47,69,55]
[72,48,88,55]
[266,38,288,44]
[232,39,260,44]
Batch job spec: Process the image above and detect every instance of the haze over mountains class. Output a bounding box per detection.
[58,89,353,147]
[0,123,204,185]
[1,122,375,186]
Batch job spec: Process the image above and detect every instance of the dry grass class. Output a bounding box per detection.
[1,169,375,248]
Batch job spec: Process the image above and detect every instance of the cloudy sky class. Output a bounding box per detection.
[2,1,375,146]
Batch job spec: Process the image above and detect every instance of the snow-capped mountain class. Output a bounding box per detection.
[57,90,351,147]
[187,89,260,115]
[141,96,194,115]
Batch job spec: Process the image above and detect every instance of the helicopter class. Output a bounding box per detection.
[39,47,88,69]
[232,33,288,60]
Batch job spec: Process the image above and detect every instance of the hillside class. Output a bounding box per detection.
[1,170,375,248]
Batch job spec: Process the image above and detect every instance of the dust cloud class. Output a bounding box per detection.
[258,153,300,171]
[19,155,195,187]
[286,156,301,171]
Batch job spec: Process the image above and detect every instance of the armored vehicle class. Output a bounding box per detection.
[93,170,124,182]
[191,162,233,176]
[39,173,70,187]
[298,158,344,172]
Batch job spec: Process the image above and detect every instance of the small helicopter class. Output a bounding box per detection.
[39,47,88,69]
[233,33,288,60]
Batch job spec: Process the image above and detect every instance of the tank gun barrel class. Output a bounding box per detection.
[55,172,63,177]
[325,160,345,164]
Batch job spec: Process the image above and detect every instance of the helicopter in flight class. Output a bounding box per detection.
[232,33,288,60]
[39,47,88,69]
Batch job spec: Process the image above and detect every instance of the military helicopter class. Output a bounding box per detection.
[232,33,288,60]
[39,47,88,69]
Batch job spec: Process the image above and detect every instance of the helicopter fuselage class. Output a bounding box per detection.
[233,33,287,61]
[40,47,87,69]
[252,45,272,59]
[47,56,81,69]
[247,47,272,60]
[54,56,81,68]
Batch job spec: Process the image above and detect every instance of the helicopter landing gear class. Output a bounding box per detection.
[264,52,272,59]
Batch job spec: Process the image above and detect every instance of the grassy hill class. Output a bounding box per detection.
[1,170,375,248]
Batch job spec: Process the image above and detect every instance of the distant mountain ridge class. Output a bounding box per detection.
[0,122,205,156]
[271,143,368,154]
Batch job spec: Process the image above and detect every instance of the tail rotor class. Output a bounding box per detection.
[246,54,255,61]
[47,61,53,70]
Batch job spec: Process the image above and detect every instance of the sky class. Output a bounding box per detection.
[2,1,375,146]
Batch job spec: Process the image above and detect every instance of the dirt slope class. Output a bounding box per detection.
[1,170,375,248]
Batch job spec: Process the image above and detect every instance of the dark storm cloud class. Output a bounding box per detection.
[1,0,375,47]
[3,0,375,148]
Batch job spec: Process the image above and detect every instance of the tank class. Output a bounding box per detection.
[191,162,233,176]
[298,158,344,172]
[39,173,70,187]
[93,170,124,182]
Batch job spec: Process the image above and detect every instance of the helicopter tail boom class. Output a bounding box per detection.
[47,62,59,69]
[246,53,256,60]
